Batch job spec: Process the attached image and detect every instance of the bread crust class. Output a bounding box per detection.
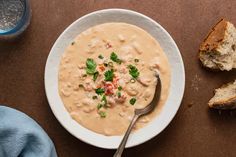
[209,96,236,109]
[199,19,236,71]
[199,19,228,52]
[198,59,221,71]
[208,80,236,109]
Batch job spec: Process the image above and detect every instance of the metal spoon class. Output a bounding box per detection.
[113,74,161,157]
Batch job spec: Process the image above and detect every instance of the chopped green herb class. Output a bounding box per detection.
[86,58,97,75]
[95,88,105,95]
[129,98,136,105]
[104,69,114,81]
[118,86,122,91]
[130,78,136,83]
[128,65,140,79]
[98,55,104,59]
[117,91,121,98]
[97,104,103,110]
[101,95,107,106]
[92,96,98,99]
[93,71,99,81]
[110,52,122,64]
[96,95,108,110]
[99,111,106,118]
[134,59,139,62]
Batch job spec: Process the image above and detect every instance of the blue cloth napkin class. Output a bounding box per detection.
[0,106,57,157]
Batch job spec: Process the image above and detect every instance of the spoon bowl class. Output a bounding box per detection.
[114,74,162,157]
[135,75,162,116]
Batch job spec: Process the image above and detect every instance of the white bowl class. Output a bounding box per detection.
[45,9,185,149]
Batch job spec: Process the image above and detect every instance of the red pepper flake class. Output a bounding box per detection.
[105,43,112,49]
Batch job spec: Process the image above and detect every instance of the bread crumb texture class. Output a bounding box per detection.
[209,80,236,109]
[199,19,236,71]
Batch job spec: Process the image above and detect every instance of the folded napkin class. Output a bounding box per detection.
[0,106,57,157]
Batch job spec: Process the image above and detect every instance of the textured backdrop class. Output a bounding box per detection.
[0,0,236,157]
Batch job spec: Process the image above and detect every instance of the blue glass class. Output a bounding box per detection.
[0,0,31,37]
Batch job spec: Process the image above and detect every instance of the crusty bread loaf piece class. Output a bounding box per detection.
[208,80,236,109]
[199,19,236,71]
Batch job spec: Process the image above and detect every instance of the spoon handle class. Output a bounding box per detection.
[113,114,139,157]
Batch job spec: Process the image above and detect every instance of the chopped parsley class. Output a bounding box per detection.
[98,55,104,59]
[86,58,97,75]
[110,52,122,64]
[101,95,107,106]
[96,95,107,110]
[98,111,106,118]
[129,98,136,105]
[95,88,105,95]
[134,59,139,62]
[93,71,99,81]
[128,65,140,79]
[97,104,103,110]
[118,86,122,91]
[104,69,114,81]
[92,96,98,99]
[117,91,121,98]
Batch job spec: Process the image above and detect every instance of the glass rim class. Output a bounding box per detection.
[0,0,31,35]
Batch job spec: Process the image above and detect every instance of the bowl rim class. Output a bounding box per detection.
[44,8,185,149]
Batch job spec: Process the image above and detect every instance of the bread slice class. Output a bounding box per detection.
[208,80,236,109]
[199,19,236,71]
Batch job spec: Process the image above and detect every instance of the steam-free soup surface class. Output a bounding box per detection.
[58,23,171,136]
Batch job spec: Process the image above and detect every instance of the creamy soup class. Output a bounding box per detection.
[58,23,171,136]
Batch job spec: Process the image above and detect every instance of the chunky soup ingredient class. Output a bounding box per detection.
[58,23,171,135]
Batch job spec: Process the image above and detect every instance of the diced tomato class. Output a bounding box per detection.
[99,65,105,71]
[104,82,114,95]
[112,77,119,88]
[96,85,102,89]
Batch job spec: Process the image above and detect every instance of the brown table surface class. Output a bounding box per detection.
[1,0,236,157]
